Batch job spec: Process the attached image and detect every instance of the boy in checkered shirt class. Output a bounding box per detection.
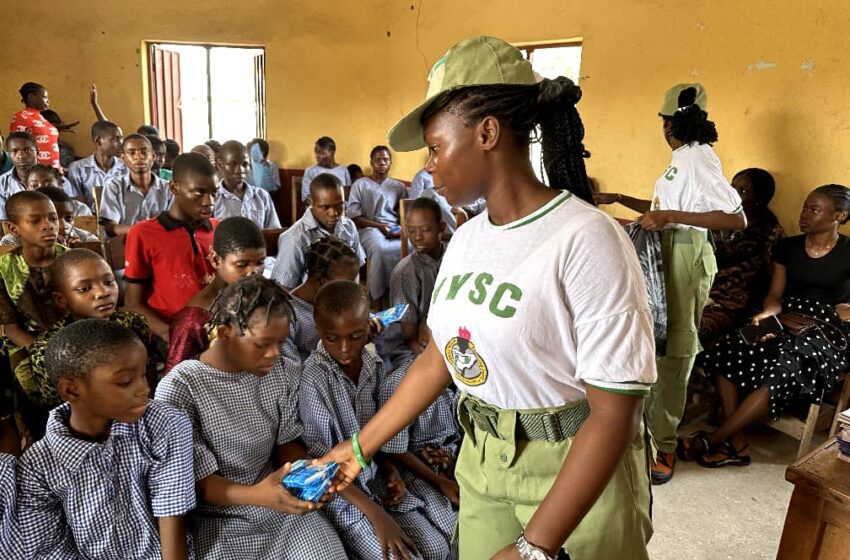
[17,319,195,559]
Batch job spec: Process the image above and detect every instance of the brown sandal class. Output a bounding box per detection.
[676,430,711,462]
[697,439,751,468]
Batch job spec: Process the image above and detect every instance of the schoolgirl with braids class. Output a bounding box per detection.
[155,274,347,559]
[287,235,360,363]
[320,36,656,560]
[163,216,267,373]
[595,83,746,485]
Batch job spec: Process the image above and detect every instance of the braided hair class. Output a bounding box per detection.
[305,236,358,280]
[420,77,594,204]
[209,275,294,336]
[814,184,850,224]
[665,87,718,145]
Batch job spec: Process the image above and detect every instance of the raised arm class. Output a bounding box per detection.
[90,84,109,122]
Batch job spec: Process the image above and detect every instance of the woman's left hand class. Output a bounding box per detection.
[638,210,671,231]
[491,544,522,560]
[835,303,850,322]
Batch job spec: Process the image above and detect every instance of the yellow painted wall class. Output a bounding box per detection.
[3,1,850,233]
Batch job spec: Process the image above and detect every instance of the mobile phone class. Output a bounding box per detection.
[739,315,783,345]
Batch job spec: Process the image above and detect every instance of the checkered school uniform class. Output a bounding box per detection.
[66,154,128,208]
[99,174,172,226]
[300,345,451,560]
[0,169,24,220]
[214,180,281,229]
[381,355,460,541]
[0,454,19,559]
[390,243,445,325]
[17,401,196,560]
[156,358,346,560]
[288,296,320,363]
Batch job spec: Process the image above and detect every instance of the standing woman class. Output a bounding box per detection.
[595,84,746,484]
[322,36,656,560]
[9,83,61,171]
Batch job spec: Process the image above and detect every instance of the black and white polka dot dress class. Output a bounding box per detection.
[699,296,849,419]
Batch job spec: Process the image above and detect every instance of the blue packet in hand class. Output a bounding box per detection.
[370,303,409,327]
[388,224,402,235]
[281,460,339,503]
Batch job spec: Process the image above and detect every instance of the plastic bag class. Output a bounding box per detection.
[370,303,409,327]
[623,222,667,354]
[281,460,339,502]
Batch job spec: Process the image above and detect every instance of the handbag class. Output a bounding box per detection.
[778,312,848,352]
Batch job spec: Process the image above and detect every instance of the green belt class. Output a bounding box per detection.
[459,395,591,443]
[666,228,708,244]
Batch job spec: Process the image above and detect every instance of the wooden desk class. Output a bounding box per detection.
[777,438,850,559]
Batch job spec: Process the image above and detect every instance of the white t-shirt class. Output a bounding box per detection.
[427,191,657,409]
[651,142,742,231]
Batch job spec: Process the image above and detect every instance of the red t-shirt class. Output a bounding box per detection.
[9,109,60,170]
[124,214,218,323]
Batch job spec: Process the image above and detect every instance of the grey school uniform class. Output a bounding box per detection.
[17,401,196,560]
[156,358,346,560]
[300,344,451,560]
[348,176,408,300]
[390,242,445,325]
[0,454,19,560]
[214,180,281,229]
[0,169,25,220]
[409,169,433,199]
[419,187,487,234]
[288,296,319,363]
[300,164,351,201]
[66,154,128,208]
[381,354,460,541]
[99,174,172,226]
[271,209,365,288]
[0,226,98,247]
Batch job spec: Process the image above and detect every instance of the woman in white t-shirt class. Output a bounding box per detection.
[320,36,656,560]
[595,84,746,485]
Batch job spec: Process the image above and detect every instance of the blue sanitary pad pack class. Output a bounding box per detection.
[370,303,409,327]
[281,460,339,502]
[388,224,402,235]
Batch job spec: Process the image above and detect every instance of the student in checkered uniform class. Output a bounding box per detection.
[0,454,19,559]
[156,275,346,559]
[17,319,196,559]
[287,235,360,364]
[380,329,460,548]
[299,280,451,560]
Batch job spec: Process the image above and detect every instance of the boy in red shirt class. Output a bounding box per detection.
[124,153,218,342]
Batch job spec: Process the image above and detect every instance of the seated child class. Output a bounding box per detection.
[347,163,364,183]
[0,185,98,247]
[17,319,195,559]
[348,146,408,302]
[301,136,351,203]
[247,138,281,192]
[380,324,459,540]
[26,164,92,217]
[0,132,11,175]
[124,153,218,341]
[15,248,153,439]
[99,134,172,237]
[148,135,172,181]
[164,139,180,170]
[66,120,126,209]
[0,191,66,364]
[299,280,451,560]
[272,173,365,290]
[0,132,37,219]
[165,216,266,374]
[0,453,18,558]
[287,236,360,363]
[390,197,446,355]
[214,140,281,229]
[155,275,347,559]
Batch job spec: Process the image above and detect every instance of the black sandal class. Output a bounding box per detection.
[676,430,711,462]
[696,439,751,468]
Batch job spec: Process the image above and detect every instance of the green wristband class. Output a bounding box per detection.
[352,432,372,469]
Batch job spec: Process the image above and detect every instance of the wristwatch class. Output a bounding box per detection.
[515,533,570,560]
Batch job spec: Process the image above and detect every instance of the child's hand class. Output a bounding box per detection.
[253,463,322,515]
[367,317,384,342]
[380,462,405,506]
[417,446,454,475]
[90,84,99,105]
[436,476,460,506]
[370,509,419,560]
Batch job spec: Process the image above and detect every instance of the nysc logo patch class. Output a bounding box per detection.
[444,326,488,386]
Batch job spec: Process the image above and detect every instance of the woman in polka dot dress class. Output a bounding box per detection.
[685,184,850,467]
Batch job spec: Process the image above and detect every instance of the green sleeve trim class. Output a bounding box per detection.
[585,382,650,396]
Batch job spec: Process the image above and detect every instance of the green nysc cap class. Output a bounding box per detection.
[659,83,708,117]
[387,36,538,152]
